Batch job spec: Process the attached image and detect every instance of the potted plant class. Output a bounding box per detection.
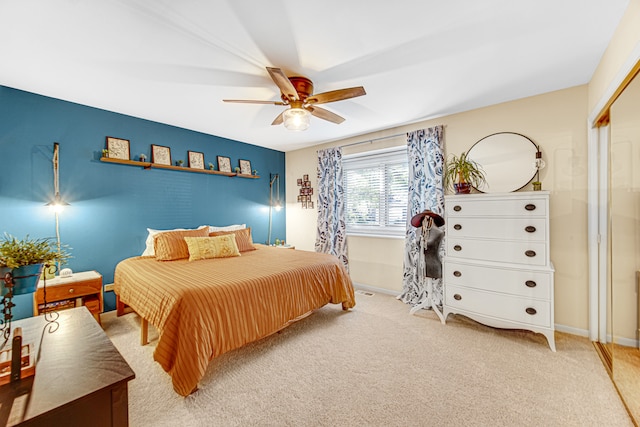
[444,151,487,194]
[0,234,71,295]
[176,160,184,167]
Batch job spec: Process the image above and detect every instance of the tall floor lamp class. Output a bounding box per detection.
[267,173,281,245]
[45,142,69,273]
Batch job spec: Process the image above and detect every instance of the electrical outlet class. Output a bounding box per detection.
[104,283,115,292]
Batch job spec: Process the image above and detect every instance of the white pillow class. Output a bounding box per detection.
[207,224,246,233]
[141,226,209,256]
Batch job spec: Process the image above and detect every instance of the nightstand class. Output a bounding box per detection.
[34,270,104,324]
[274,244,295,249]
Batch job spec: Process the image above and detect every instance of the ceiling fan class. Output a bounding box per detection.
[223,67,366,131]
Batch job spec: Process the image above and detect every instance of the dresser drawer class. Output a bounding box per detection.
[446,217,546,242]
[444,261,552,299]
[446,238,547,266]
[445,285,551,327]
[446,197,548,218]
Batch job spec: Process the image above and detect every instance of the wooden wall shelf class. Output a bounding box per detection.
[100,157,260,179]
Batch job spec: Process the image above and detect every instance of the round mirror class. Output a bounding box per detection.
[467,132,538,193]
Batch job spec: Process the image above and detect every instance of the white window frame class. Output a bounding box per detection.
[343,146,408,238]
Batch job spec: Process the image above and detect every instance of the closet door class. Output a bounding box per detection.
[609,69,640,424]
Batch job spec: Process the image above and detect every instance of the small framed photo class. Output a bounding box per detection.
[297,195,303,202]
[303,174,309,181]
[309,188,313,195]
[239,159,251,175]
[151,145,172,165]
[106,137,130,160]
[309,201,314,209]
[304,181,311,188]
[217,156,231,173]
[302,201,308,209]
[297,178,302,186]
[188,151,205,169]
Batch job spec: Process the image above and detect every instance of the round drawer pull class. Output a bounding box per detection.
[525,307,537,315]
[453,294,462,301]
[525,204,536,211]
[453,245,462,251]
[453,205,462,212]
[525,280,537,288]
[453,271,462,277]
[525,250,536,257]
[524,226,536,233]
[454,224,462,230]
[68,288,75,293]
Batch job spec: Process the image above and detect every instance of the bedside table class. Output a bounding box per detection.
[274,244,295,249]
[34,270,104,324]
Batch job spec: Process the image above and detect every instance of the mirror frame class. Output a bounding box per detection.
[466,132,539,193]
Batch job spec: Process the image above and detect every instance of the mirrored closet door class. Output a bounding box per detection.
[608,67,640,423]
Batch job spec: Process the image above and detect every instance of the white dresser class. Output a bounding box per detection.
[442,191,555,351]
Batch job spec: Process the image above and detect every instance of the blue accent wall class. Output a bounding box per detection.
[0,85,286,319]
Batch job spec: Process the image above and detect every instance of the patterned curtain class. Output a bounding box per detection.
[315,147,349,271]
[399,126,445,308]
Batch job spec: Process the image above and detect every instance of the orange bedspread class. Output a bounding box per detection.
[114,245,355,396]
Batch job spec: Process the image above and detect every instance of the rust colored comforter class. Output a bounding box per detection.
[114,245,355,396]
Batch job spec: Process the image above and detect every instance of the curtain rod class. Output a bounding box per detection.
[339,132,406,149]
[338,125,446,149]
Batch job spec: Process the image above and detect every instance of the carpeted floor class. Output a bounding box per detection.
[103,291,633,427]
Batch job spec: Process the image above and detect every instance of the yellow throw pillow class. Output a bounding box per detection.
[209,227,256,252]
[184,235,241,261]
[154,227,210,261]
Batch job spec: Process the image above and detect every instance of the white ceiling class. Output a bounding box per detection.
[0,0,629,152]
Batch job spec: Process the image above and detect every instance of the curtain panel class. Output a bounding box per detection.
[315,147,349,271]
[399,126,445,308]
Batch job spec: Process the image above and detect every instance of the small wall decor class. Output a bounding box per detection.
[239,159,251,175]
[217,156,231,173]
[151,144,172,165]
[188,151,205,169]
[297,175,314,209]
[106,136,130,160]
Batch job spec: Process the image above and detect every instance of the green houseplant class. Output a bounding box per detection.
[444,151,487,194]
[0,234,70,295]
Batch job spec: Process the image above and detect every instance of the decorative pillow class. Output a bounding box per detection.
[207,224,246,233]
[184,235,241,261]
[142,226,208,256]
[154,227,210,261]
[209,227,256,252]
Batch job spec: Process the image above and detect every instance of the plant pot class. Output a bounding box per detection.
[11,263,44,295]
[454,183,472,194]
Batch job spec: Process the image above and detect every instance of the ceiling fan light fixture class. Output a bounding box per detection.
[283,108,310,131]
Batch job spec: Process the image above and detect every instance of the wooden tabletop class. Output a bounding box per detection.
[0,307,135,426]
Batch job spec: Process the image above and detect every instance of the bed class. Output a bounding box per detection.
[113,237,355,397]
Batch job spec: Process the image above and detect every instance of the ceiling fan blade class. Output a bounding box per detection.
[271,111,285,126]
[306,106,345,124]
[306,86,366,105]
[223,99,286,105]
[266,67,299,101]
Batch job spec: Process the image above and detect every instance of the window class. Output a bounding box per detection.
[343,147,408,237]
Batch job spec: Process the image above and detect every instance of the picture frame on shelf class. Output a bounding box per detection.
[217,156,232,173]
[297,178,302,186]
[106,137,130,160]
[151,144,172,165]
[303,174,309,181]
[188,151,205,169]
[239,159,251,175]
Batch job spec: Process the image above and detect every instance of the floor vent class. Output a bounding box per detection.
[355,290,375,297]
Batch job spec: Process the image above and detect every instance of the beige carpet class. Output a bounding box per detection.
[102,291,632,427]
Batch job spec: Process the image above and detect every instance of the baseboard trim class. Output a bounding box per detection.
[353,282,400,297]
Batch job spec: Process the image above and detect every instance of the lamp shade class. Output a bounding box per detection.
[283,108,310,131]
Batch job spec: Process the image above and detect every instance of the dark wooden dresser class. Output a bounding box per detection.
[0,307,135,426]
